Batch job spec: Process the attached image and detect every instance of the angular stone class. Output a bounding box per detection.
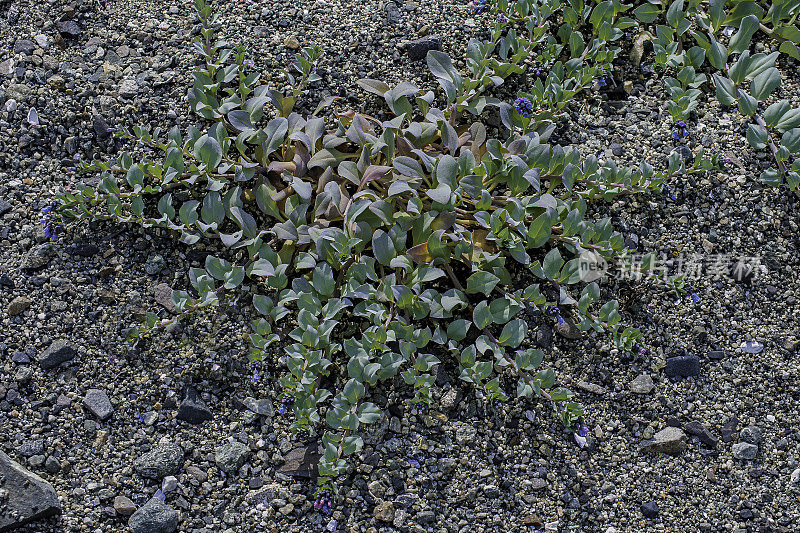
[406,35,441,60]
[374,501,395,522]
[134,442,183,480]
[13,39,35,55]
[685,420,718,448]
[113,495,137,516]
[555,317,582,339]
[629,374,654,394]
[21,244,55,271]
[83,389,114,420]
[128,497,178,533]
[177,386,212,424]
[732,442,758,460]
[118,78,138,98]
[243,397,274,417]
[154,283,177,313]
[215,441,250,474]
[7,296,31,316]
[67,243,100,257]
[39,339,77,370]
[739,425,763,445]
[56,20,81,37]
[0,451,61,531]
[277,444,319,478]
[664,355,700,378]
[639,427,687,455]
[92,113,112,140]
[640,501,659,519]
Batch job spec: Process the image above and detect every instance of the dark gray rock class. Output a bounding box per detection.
[277,444,319,478]
[243,397,274,417]
[673,145,694,164]
[13,39,35,55]
[56,20,81,37]
[0,450,61,531]
[406,35,441,61]
[0,198,9,216]
[67,243,100,257]
[739,425,763,445]
[215,441,250,474]
[640,501,659,519]
[17,440,44,458]
[609,143,623,156]
[92,113,112,140]
[83,389,113,420]
[128,497,178,533]
[177,386,212,424]
[134,442,183,480]
[39,340,76,370]
[535,324,552,348]
[721,416,738,442]
[664,355,700,378]
[385,1,402,24]
[684,421,718,448]
[21,243,55,271]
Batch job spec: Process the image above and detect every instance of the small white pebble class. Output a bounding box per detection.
[162,475,178,492]
[766,414,776,423]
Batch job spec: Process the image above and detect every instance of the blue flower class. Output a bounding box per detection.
[597,77,607,88]
[514,97,533,118]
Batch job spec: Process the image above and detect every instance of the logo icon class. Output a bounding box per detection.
[578,250,608,282]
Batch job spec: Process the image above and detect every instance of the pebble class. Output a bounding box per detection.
[373,501,395,522]
[629,374,654,394]
[215,441,250,473]
[7,296,31,316]
[38,340,77,370]
[732,442,758,460]
[640,501,659,519]
[405,35,441,60]
[664,355,700,378]
[128,497,178,533]
[134,441,183,480]
[684,421,717,448]
[114,495,137,516]
[639,427,687,455]
[177,386,213,424]
[83,388,114,420]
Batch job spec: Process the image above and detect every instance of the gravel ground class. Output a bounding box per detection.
[1,0,799,532]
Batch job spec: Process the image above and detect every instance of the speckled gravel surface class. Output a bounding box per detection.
[1,0,800,532]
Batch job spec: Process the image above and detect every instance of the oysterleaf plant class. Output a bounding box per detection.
[53,0,723,504]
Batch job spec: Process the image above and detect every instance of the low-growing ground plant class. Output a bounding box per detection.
[51,0,738,509]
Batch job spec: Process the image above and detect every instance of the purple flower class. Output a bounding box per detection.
[690,292,700,303]
[514,97,533,118]
[597,78,607,88]
[40,202,60,241]
[472,0,489,13]
[314,490,334,515]
[252,371,259,383]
